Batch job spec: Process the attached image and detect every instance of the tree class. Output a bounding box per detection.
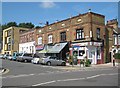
[2,22,17,30]
[7,22,17,27]
[35,26,41,29]
[18,22,34,28]
[2,24,8,30]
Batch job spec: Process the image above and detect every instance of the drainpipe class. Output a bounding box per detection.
[89,9,93,41]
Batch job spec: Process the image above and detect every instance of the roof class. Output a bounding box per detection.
[113,27,120,34]
[3,26,30,31]
[36,12,105,29]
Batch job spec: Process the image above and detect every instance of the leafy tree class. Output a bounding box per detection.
[2,22,17,30]
[7,22,17,27]
[2,22,35,30]
[2,24,8,30]
[18,22,34,28]
[35,26,41,29]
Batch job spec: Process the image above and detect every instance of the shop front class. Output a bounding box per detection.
[35,42,69,60]
[71,41,103,64]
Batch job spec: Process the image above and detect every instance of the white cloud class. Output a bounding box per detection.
[40,1,56,8]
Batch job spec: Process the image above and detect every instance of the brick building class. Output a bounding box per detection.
[19,29,36,54]
[106,19,120,62]
[35,11,106,64]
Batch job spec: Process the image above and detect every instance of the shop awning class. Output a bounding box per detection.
[38,50,48,53]
[47,42,67,53]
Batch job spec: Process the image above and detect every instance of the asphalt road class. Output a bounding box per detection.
[1,59,119,87]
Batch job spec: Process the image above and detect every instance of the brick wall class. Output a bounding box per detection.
[35,12,105,45]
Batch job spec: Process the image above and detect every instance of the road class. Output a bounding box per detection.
[1,59,119,87]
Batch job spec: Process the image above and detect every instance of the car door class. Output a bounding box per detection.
[49,57,56,65]
[57,57,62,65]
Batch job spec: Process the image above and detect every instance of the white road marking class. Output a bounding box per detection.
[2,74,36,79]
[32,81,56,86]
[57,78,85,82]
[86,75,100,79]
[32,73,118,86]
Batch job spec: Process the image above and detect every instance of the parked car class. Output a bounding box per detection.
[7,55,13,60]
[0,54,3,59]
[16,53,33,62]
[12,52,23,61]
[41,56,66,66]
[31,54,45,64]
[3,54,8,59]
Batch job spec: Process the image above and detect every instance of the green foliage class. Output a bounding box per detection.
[68,56,73,65]
[18,22,34,28]
[85,59,91,67]
[80,60,84,64]
[7,22,17,27]
[2,22,17,30]
[2,22,35,30]
[35,26,41,29]
[114,53,120,59]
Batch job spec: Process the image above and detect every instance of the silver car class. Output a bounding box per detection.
[17,53,33,62]
[41,56,66,66]
[7,55,13,60]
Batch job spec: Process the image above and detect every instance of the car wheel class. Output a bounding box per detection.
[47,62,51,66]
[24,59,27,63]
[61,62,66,66]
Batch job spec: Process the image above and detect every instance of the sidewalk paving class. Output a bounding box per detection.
[58,62,119,70]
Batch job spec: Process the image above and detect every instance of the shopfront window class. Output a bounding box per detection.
[88,50,95,58]
[73,51,78,56]
[79,50,85,56]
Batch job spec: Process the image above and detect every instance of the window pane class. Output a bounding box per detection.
[60,32,66,42]
[38,37,42,45]
[76,29,84,39]
[97,28,100,38]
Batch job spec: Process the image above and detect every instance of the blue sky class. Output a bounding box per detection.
[2,2,118,26]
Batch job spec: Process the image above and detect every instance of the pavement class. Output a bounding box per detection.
[57,62,119,70]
